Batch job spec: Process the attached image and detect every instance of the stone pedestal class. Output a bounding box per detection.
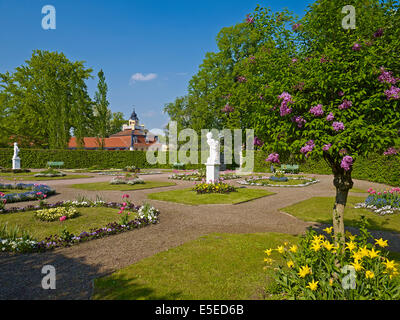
[206,163,220,183]
[12,157,21,170]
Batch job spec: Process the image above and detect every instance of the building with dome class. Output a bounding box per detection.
[68,109,163,151]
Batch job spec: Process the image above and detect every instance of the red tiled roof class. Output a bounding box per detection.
[68,136,157,149]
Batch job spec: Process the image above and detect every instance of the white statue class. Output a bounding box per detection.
[206,132,220,165]
[12,142,21,170]
[13,142,20,159]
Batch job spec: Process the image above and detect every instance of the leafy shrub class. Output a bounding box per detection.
[193,181,237,194]
[34,207,80,222]
[265,218,400,300]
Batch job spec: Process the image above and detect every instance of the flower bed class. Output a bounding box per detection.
[238,176,318,187]
[34,207,80,222]
[192,181,237,194]
[110,176,145,185]
[0,183,55,205]
[34,169,66,177]
[265,219,400,300]
[354,187,400,215]
[169,170,242,181]
[0,199,160,253]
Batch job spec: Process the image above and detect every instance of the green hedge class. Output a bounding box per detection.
[1,148,399,186]
[254,150,400,186]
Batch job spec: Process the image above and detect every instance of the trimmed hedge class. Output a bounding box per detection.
[254,150,400,187]
[0,148,202,170]
[1,148,399,186]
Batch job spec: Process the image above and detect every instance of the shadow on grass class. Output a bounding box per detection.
[0,250,107,300]
[93,276,182,300]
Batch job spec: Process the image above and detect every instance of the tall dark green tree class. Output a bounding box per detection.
[93,69,112,148]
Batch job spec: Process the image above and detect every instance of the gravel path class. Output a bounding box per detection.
[0,172,397,299]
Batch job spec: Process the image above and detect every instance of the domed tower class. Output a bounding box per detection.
[128,108,139,129]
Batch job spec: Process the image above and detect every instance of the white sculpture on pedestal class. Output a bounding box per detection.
[205,132,220,183]
[12,142,21,170]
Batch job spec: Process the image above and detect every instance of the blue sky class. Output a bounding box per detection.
[0,0,313,133]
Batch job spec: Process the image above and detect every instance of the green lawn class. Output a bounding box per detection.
[3,174,94,181]
[349,187,367,193]
[0,207,121,240]
[92,232,297,300]
[147,187,274,205]
[69,181,176,191]
[281,196,400,233]
[0,189,27,195]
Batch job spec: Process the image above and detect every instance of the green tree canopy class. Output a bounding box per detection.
[0,50,93,149]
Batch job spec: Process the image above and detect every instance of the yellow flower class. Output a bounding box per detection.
[323,227,333,234]
[298,265,312,278]
[264,258,273,264]
[383,259,396,271]
[277,245,285,254]
[287,260,294,268]
[323,241,334,251]
[375,238,389,248]
[352,251,364,261]
[358,246,369,258]
[264,249,273,256]
[368,248,380,259]
[311,242,322,252]
[306,280,319,291]
[312,235,324,242]
[345,241,357,252]
[365,270,375,279]
[351,260,363,272]
[284,242,289,246]
[329,278,334,286]
[346,232,356,241]
[289,245,298,253]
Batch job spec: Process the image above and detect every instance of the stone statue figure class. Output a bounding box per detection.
[13,142,20,159]
[206,132,220,164]
[12,142,21,170]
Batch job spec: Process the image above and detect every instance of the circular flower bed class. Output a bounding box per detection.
[0,183,55,205]
[110,176,145,185]
[238,176,318,187]
[169,170,242,181]
[34,207,80,222]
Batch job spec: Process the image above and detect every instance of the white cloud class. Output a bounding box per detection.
[130,73,158,84]
[148,128,166,137]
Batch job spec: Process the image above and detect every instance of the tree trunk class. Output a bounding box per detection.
[332,170,353,244]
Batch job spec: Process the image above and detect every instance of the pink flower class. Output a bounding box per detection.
[309,104,324,117]
[338,99,352,110]
[323,144,332,152]
[373,28,384,38]
[340,156,353,171]
[59,216,67,222]
[384,147,398,156]
[378,67,399,84]
[222,104,234,113]
[0,192,4,197]
[237,76,247,83]
[266,153,280,164]
[292,23,302,31]
[332,122,345,132]
[326,112,334,122]
[293,116,307,128]
[122,194,129,199]
[385,86,400,100]
[300,140,315,158]
[246,14,254,24]
[43,195,47,199]
[278,92,293,116]
[122,202,127,206]
[352,43,361,51]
